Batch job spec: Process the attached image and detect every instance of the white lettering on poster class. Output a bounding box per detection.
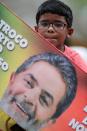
[68,105,87,131]
[0,19,29,71]
[0,19,28,53]
[0,57,8,71]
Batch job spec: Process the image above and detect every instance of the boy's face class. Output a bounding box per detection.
[35,13,73,51]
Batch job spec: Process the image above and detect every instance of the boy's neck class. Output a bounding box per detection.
[56,45,65,52]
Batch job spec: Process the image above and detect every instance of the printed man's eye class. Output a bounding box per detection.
[24,79,33,88]
[39,95,52,107]
[39,91,53,107]
[39,95,49,107]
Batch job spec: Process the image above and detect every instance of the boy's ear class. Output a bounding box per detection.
[34,26,38,32]
[67,27,74,38]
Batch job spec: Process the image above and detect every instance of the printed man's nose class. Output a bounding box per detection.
[24,87,41,102]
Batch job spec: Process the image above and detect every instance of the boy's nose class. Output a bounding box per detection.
[48,24,55,33]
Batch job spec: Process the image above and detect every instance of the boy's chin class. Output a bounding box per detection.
[46,38,59,47]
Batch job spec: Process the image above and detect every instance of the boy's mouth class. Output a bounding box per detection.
[45,38,58,47]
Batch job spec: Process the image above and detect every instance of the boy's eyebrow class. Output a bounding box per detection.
[39,20,66,24]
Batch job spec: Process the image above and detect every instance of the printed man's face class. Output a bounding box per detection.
[2,61,66,129]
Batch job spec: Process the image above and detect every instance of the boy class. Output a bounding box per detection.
[35,0,87,70]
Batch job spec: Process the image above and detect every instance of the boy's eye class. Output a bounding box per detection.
[54,22,63,27]
[41,22,48,27]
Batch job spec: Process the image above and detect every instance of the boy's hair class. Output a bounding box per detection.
[36,0,73,27]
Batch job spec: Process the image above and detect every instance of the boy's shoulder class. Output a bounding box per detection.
[64,46,87,73]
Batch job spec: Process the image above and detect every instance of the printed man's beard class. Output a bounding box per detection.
[0,90,50,131]
[10,96,49,131]
[0,89,38,129]
[10,95,37,122]
[2,89,36,122]
[26,118,51,131]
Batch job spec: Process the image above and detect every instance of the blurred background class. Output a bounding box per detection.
[0,0,87,62]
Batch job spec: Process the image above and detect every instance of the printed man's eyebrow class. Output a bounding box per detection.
[27,73,38,85]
